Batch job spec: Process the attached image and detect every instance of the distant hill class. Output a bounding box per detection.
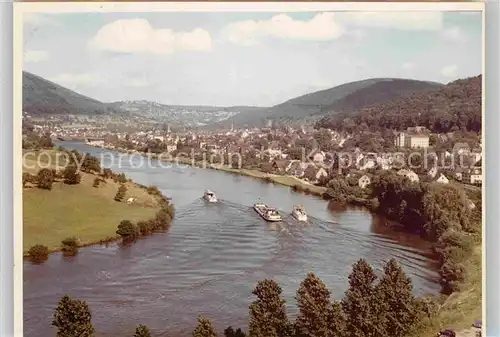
[316,75,482,133]
[216,78,443,128]
[23,71,117,115]
[109,100,243,127]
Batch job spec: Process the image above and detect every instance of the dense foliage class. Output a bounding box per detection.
[322,170,478,294]
[56,258,439,337]
[317,75,482,134]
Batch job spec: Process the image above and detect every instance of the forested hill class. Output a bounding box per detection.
[316,75,482,133]
[23,71,117,115]
[214,78,442,128]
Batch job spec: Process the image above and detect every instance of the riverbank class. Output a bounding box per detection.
[23,150,166,256]
[97,145,328,196]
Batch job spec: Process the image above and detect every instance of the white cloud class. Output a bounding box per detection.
[222,13,344,46]
[338,12,443,31]
[401,62,414,70]
[440,26,467,42]
[24,50,49,63]
[49,73,102,86]
[89,19,212,54]
[440,65,458,78]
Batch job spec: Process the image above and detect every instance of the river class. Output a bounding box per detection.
[24,142,440,337]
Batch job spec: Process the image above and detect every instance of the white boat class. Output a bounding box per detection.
[292,204,308,222]
[203,190,218,203]
[253,203,282,222]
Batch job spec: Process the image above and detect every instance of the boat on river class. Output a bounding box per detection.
[291,204,308,222]
[203,190,218,203]
[253,203,282,222]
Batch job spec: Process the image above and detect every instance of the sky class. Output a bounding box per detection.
[23,11,482,107]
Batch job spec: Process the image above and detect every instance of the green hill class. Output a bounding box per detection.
[316,75,481,133]
[217,78,443,128]
[23,71,117,115]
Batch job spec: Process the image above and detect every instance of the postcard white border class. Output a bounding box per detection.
[4,1,494,336]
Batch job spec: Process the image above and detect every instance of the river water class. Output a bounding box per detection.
[24,142,440,337]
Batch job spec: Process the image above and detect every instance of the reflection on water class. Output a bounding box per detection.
[23,142,440,337]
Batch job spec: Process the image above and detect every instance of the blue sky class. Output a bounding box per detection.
[23,11,482,107]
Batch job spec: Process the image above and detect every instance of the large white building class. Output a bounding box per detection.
[394,126,430,148]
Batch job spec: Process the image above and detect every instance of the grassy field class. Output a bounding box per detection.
[23,150,161,253]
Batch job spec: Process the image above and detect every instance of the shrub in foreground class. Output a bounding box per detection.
[116,220,138,239]
[52,294,94,337]
[114,185,127,202]
[193,316,218,337]
[36,168,54,190]
[28,244,49,264]
[63,165,81,185]
[61,237,79,256]
[134,324,152,337]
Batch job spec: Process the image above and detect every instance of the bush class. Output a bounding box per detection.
[61,237,79,256]
[137,221,153,236]
[146,186,161,196]
[114,185,127,202]
[63,165,81,185]
[155,209,172,230]
[134,324,152,337]
[28,244,49,263]
[22,172,35,187]
[36,168,54,190]
[116,220,137,239]
[52,294,95,337]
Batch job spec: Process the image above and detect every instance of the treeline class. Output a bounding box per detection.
[22,130,54,150]
[50,258,442,337]
[322,170,479,294]
[316,75,482,134]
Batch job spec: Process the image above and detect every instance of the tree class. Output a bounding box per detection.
[134,324,152,337]
[376,259,419,337]
[114,185,127,202]
[224,327,247,337]
[81,153,101,173]
[116,220,137,239]
[248,279,293,337]
[52,294,95,337]
[36,168,54,190]
[23,172,34,187]
[193,316,218,337]
[341,259,386,337]
[63,165,81,185]
[295,272,338,337]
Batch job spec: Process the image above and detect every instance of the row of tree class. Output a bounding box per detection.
[52,258,439,337]
[322,170,478,294]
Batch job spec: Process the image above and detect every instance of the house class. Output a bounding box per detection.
[304,166,328,184]
[397,169,420,182]
[358,175,371,189]
[308,150,326,164]
[428,166,438,178]
[394,126,430,149]
[453,142,470,155]
[434,173,450,184]
[470,168,482,185]
[271,160,290,173]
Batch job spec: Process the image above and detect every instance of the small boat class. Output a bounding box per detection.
[292,204,308,222]
[203,190,218,203]
[253,203,282,222]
